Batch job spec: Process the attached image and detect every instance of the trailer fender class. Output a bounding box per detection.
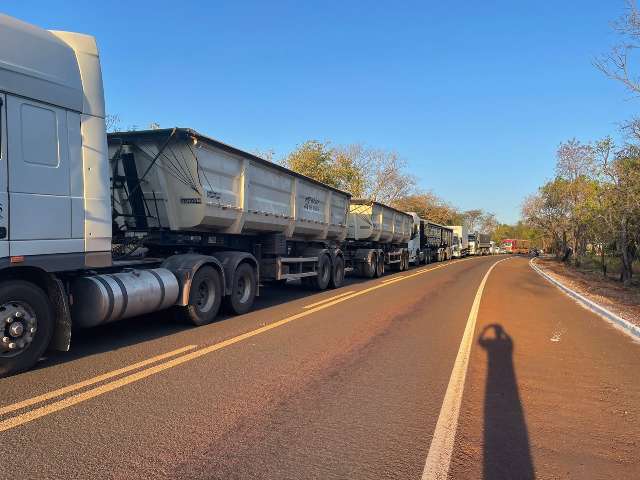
[210,251,259,297]
[161,254,226,306]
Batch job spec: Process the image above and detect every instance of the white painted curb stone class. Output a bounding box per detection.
[530,257,640,341]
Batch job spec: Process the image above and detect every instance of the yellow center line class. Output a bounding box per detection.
[0,345,198,417]
[0,255,483,433]
[303,290,355,309]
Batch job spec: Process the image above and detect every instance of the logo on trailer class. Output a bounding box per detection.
[180,197,202,205]
[303,196,321,213]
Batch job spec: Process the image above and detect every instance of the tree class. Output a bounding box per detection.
[392,191,462,225]
[283,141,415,203]
[595,141,640,284]
[282,140,364,193]
[554,139,599,265]
[106,114,121,133]
[360,148,416,203]
[594,0,640,96]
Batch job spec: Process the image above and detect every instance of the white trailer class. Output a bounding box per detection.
[448,225,469,258]
[109,128,351,290]
[344,200,412,276]
[0,14,361,376]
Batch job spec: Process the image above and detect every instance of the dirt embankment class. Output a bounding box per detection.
[535,257,640,328]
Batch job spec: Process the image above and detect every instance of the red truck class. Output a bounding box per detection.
[500,239,531,254]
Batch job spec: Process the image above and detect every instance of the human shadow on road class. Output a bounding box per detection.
[478,324,535,480]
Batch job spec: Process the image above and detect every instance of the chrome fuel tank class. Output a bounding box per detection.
[71,268,179,328]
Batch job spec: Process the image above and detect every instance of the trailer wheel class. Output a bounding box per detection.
[313,254,331,290]
[179,266,222,326]
[375,253,385,277]
[361,254,376,278]
[223,263,257,315]
[0,281,54,378]
[329,255,345,289]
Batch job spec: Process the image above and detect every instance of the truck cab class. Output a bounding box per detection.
[0,14,112,268]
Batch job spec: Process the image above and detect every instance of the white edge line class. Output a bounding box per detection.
[421,257,510,480]
[530,258,640,342]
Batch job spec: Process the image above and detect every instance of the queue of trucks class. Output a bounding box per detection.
[0,14,470,376]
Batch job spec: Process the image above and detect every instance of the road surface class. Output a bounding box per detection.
[0,256,638,479]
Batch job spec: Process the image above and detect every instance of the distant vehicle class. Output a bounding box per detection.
[489,241,501,255]
[468,232,491,255]
[500,239,531,254]
[448,225,469,258]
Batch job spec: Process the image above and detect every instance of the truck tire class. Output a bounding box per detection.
[329,255,345,289]
[361,254,376,278]
[314,254,331,290]
[223,263,256,315]
[178,266,222,326]
[0,281,54,378]
[375,253,385,277]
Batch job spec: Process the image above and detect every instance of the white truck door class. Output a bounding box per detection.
[6,95,71,249]
[0,93,7,258]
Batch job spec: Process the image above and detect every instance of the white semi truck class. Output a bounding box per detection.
[468,232,491,256]
[448,225,469,258]
[0,14,414,376]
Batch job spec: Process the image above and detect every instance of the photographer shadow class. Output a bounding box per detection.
[478,324,535,479]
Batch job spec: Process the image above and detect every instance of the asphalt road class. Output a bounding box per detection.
[0,255,638,479]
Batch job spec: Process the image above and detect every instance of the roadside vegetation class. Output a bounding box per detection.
[279,138,500,234]
[523,1,640,287]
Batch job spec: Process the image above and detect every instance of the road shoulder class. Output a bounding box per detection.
[531,257,640,340]
[450,257,640,480]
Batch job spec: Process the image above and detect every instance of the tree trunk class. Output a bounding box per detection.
[620,218,633,285]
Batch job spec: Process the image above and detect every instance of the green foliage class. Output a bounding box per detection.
[524,135,640,283]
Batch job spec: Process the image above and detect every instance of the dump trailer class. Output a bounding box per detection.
[425,221,453,262]
[448,225,469,258]
[344,200,412,277]
[0,14,356,376]
[108,127,351,291]
[477,233,491,255]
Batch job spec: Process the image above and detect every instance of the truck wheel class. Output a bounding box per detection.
[329,255,345,289]
[362,254,376,278]
[313,254,331,290]
[0,281,54,378]
[223,263,256,315]
[179,266,222,326]
[375,253,385,277]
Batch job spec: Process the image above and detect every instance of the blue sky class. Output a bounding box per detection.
[3,1,637,223]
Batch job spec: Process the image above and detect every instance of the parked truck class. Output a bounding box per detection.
[407,214,453,265]
[0,14,422,376]
[468,232,491,256]
[500,238,531,254]
[344,200,411,276]
[448,225,469,258]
